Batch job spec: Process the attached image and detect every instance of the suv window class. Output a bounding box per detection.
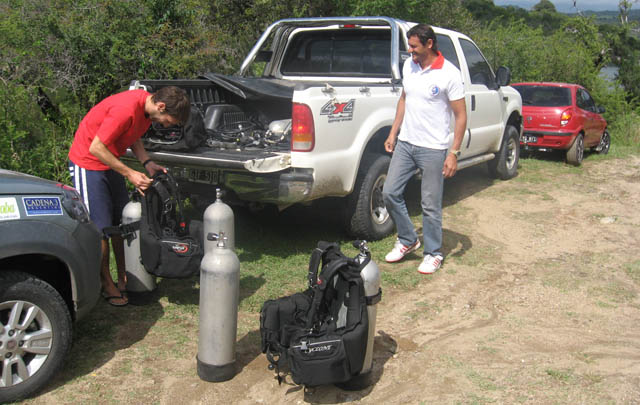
[460,38,496,89]
[281,29,392,77]
[576,88,595,112]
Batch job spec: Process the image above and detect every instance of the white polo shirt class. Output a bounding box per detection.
[399,52,465,150]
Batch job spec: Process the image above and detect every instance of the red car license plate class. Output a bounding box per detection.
[522,135,537,144]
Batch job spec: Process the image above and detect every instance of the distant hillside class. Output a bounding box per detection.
[566,9,640,24]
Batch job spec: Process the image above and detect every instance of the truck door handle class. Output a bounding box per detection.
[471,95,476,111]
[466,128,471,148]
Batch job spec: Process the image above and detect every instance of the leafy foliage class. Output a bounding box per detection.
[0,0,638,182]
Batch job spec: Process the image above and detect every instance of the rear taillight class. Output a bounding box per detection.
[57,183,90,223]
[561,110,572,126]
[291,103,315,152]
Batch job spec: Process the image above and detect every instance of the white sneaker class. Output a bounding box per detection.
[385,239,421,263]
[418,254,443,274]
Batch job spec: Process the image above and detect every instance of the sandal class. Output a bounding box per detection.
[102,291,128,307]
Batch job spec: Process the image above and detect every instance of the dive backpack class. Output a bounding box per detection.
[138,171,203,278]
[260,241,371,387]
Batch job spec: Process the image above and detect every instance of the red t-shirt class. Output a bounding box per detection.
[68,90,151,170]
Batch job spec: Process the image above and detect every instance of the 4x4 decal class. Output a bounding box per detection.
[320,99,355,123]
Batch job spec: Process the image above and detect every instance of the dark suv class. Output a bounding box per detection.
[0,169,101,402]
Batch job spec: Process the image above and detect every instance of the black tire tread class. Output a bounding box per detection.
[346,153,393,241]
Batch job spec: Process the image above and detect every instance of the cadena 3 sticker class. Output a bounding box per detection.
[0,197,21,221]
[23,196,63,216]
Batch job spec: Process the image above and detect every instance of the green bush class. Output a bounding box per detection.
[1,0,638,183]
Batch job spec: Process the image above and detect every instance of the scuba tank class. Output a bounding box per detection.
[203,188,234,253]
[122,200,156,292]
[196,231,240,382]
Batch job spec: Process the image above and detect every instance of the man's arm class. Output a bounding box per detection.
[129,139,166,177]
[384,90,406,153]
[442,97,467,178]
[89,136,152,191]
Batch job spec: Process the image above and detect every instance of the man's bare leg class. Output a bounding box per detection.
[111,234,127,292]
[100,238,127,305]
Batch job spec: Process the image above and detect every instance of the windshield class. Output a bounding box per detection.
[513,85,572,107]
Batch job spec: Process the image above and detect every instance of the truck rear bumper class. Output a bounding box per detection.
[124,149,312,205]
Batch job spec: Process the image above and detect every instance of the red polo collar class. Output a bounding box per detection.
[431,51,445,69]
[414,51,445,71]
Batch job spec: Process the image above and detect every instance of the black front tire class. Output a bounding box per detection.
[346,154,394,241]
[488,125,520,180]
[0,271,73,403]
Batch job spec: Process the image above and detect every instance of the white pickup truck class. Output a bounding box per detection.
[125,16,522,240]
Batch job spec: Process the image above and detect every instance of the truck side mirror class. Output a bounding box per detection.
[495,66,511,87]
[399,51,411,62]
[596,105,606,114]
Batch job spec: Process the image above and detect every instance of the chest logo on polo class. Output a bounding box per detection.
[429,85,440,96]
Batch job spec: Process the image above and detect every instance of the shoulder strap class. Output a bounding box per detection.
[306,241,340,288]
[150,171,187,232]
[305,255,353,329]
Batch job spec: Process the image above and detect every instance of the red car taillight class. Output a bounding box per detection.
[561,109,572,126]
[291,103,315,152]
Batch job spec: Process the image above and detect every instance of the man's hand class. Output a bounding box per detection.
[442,153,458,178]
[126,170,153,194]
[144,161,166,177]
[384,133,397,153]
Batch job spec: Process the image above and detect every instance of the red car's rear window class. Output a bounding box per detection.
[513,85,571,107]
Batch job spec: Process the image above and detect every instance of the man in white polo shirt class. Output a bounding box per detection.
[382,23,467,274]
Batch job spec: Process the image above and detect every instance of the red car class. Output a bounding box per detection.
[511,82,610,165]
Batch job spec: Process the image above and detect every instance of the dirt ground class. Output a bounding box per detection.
[26,155,640,404]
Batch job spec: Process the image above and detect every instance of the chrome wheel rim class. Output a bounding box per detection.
[0,300,53,388]
[506,137,518,170]
[370,174,389,225]
[577,136,584,162]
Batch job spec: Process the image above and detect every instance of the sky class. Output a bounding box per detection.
[493,0,620,13]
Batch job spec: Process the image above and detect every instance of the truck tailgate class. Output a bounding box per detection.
[124,147,291,173]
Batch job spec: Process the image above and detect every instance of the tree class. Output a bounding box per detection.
[532,0,556,13]
[619,0,639,24]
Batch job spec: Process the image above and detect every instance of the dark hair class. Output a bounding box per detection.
[151,86,190,125]
[407,24,438,53]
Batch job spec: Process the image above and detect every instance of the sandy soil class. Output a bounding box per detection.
[24,155,640,404]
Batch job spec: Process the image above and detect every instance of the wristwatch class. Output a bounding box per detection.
[450,149,461,158]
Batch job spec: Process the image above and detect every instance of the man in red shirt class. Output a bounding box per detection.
[69,86,190,306]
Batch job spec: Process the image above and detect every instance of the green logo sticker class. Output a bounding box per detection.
[0,197,20,221]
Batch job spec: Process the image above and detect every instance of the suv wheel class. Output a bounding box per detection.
[346,153,394,241]
[488,125,520,179]
[0,272,72,403]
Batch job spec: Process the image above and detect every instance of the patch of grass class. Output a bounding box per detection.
[545,368,574,383]
[624,260,640,284]
[466,369,499,391]
[451,245,500,267]
[589,281,637,304]
[572,352,596,364]
[405,300,441,320]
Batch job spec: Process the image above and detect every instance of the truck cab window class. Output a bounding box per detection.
[460,38,496,89]
[436,34,460,70]
[281,29,392,77]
